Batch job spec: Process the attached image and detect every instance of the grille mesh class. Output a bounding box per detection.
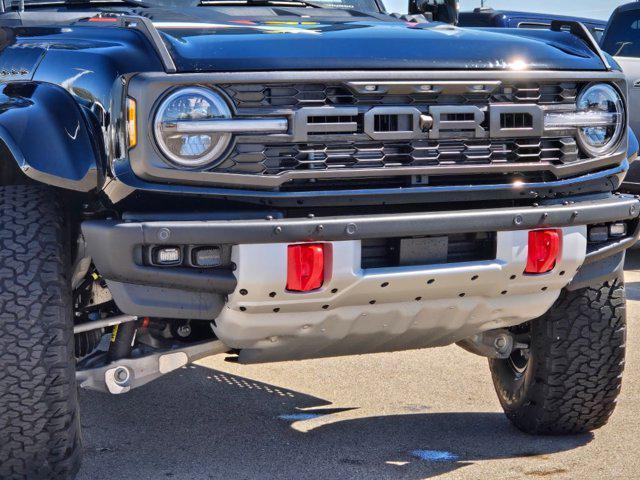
[216,138,578,175]
[211,81,587,184]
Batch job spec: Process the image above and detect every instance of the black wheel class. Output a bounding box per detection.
[490,279,626,435]
[0,185,81,479]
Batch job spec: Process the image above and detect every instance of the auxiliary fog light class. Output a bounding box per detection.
[155,247,182,265]
[587,222,629,243]
[609,222,627,238]
[588,226,610,243]
[192,247,222,267]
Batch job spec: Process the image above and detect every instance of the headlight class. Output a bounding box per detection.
[576,84,624,157]
[544,83,625,157]
[154,87,232,168]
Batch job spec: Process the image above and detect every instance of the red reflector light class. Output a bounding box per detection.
[525,229,561,274]
[287,244,325,292]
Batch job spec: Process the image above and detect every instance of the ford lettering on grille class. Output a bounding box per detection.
[290,104,544,142]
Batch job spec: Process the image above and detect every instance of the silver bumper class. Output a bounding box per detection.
[215,226,587,363]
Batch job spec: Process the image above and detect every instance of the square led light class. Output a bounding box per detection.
[155,247,181,265]
[609,222,627,237]
[192,247,222,267]
[588,226,608,243]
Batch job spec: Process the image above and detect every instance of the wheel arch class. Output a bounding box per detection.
[0,81,100,191]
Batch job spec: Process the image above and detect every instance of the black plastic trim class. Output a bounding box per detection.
[0,126,98,191]
[567,252,625,291]
[129,70,626,86]
[81,221,237,294]
[550,20,612,71]
[109,160,627,207]
[106,281,225,319]
[123,16,177,73]
[583,218,640,265]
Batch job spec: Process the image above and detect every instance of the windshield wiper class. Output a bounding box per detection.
[199,0,326,8]
[613,41,633,57]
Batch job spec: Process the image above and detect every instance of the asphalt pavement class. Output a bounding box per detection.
[76,252,640,480]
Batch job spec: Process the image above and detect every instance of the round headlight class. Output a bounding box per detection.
[154,88,232,168]
[576,83,624,157]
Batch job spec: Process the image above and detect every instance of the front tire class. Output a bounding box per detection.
[0,185,81,479]
[490,279,626,435]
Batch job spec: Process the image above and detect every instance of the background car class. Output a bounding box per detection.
[601,2,640,192]
[458,7,607,42]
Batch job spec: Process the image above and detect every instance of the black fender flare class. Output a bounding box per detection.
[0,81,99,191]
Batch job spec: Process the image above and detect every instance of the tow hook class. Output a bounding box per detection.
[457,329,528,359]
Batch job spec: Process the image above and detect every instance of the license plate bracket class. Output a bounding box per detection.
[399,236,448,266]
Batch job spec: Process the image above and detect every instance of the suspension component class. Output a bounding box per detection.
[108,319,138,361]
[77,339,230,394]
[74,314,138,334]
[457,329,527,359]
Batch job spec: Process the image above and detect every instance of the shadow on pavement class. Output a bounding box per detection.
[78,365,592,480]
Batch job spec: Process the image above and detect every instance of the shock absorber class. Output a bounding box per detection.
[108,319,138,361]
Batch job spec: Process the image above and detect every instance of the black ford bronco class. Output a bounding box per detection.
[0,0,638,477]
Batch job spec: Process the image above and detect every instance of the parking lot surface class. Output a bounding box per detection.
[77,253,640,480]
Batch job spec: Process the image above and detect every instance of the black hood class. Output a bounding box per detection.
[143,8,607,72]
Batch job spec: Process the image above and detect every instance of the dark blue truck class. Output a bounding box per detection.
[600,2,640,192]
[0,0,638,477]
[459,7,607,41]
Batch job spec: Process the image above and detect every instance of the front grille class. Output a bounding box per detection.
[216,138,578,175]
[170,77,613,191]
[500,112,533,129]
[361,232,496,269]
[223,82,581,108]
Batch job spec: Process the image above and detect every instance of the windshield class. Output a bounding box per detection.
[602,9,640,58]
[17,0,382,11]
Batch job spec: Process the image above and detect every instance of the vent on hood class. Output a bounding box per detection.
[223,82,582,109]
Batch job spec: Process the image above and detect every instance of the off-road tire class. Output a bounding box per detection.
[0,185,81,479]
[490,279,626,435]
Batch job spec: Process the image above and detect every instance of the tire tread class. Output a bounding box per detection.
[493,279,626,435]
[0,185,81,479]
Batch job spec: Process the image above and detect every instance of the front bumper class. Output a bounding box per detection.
[218,227,586,362]
[82,193,640,362]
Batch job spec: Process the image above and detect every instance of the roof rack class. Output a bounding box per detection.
[550,20,612,71]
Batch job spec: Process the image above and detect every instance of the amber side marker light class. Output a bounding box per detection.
[126,97,137,149]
